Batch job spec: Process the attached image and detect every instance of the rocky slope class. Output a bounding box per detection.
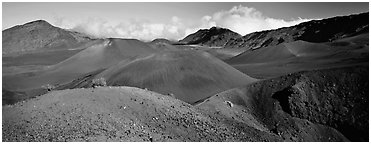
[3,86,349,142]
[2,86,281,142]
[224,12,368,50]
[2,20,93,55]
[197,65,368,141]
[179,26,241,47]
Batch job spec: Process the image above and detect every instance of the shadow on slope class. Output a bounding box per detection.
[196,66,368,141]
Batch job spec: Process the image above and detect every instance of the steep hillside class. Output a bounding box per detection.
[2,20,93,55]
[224,12,368,50]
[196,66,368,141]
[179,27,241,47]
[59,50,257,104]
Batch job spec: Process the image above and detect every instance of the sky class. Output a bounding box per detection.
[2,2,369,41]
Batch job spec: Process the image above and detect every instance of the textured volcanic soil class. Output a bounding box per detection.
[3,85,351,142]
[3,87,282,142]
[196,65,368,141]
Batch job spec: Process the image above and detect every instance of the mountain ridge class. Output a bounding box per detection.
[178,12,368,52]
[2,19,94,55]
[224,12,369,50]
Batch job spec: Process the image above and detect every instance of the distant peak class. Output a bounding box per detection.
[24,19,52,26]
[208,26,233,33]
[195,26,227,33]
[152,38,168,41]
[210,26,222,30]
[151,38,170,42]
[33,19,48,23]
[3,19,54,32]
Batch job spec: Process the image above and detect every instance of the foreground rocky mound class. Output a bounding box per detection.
[3,87,282,142]
[3,85,349,142]
[2,20,93,55]
[197,65,368,141]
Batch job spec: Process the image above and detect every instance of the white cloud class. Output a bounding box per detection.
[54,17,189,41]
[51,5,312,41]
[200,5,312,36]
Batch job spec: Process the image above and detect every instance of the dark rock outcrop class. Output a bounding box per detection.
[179,26,241,47]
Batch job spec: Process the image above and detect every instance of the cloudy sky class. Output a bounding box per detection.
[3,2,369,41]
